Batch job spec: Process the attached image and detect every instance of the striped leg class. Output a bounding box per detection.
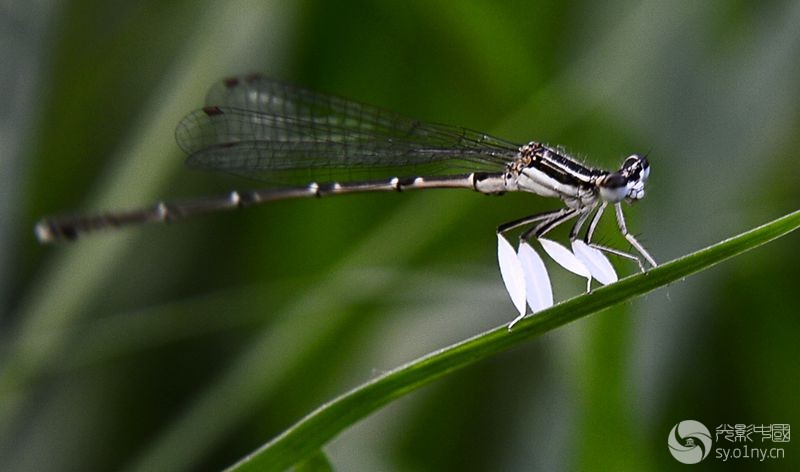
[523,208,579,240]
[496,209,569,236]
[514,209,597,293]
[582,202,652,271]
[568,207,595,241]
[614,203,657,268]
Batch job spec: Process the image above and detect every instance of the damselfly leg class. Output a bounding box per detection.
[581,202,658,271]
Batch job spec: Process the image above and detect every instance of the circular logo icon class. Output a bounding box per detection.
[668,420,712,464]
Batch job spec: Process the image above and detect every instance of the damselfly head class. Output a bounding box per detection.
[620,154,649,201]
[597,154,650,203]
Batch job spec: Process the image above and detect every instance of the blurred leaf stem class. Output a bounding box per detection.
[0,0,289,439]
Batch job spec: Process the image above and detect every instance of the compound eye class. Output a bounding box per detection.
[623,154,640,167]
[623,154,648,170]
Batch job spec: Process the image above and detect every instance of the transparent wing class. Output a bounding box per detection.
[175,74,521,183]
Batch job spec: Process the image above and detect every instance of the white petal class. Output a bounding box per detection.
[538,238,591,279]
[518,242,553,312]
[497,234,527,315]
[571,240,618,285]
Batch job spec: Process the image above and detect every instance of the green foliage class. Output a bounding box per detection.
[4,1,800,471]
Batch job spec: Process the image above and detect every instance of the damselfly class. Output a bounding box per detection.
[35,74,657,327]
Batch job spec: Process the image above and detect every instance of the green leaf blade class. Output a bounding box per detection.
[229,209,800,472]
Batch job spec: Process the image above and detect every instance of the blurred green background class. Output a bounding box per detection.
[2,0,799,470]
